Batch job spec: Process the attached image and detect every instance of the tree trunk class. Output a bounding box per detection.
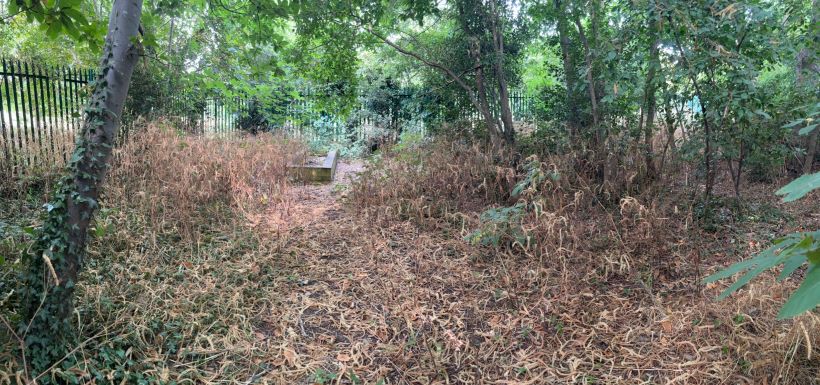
[574,11,605,181]
[468,36,502,146]
[668,13,714,203]
[573,15,599,130]
[804,128,818,173]
[554,0,580,141]
[642,3,661,180]
[22,0,143,373]
[490,1,515,145]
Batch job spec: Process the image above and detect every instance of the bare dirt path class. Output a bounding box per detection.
[264,160,365,233]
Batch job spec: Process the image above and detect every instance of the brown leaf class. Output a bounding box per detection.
[283,348,297,366]
[336,353,351,362]
[661,320,673,333]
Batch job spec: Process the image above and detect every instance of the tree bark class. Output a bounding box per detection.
[472,38,502,146]
[804,128,818,173]
[554,0,580,141]
[23,0,143,373]
[642,2,661,180]
[574,10,605,181]
[489,0,515,145]
[573,15,599,130]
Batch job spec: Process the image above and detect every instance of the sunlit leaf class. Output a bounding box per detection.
[776,172,820,202]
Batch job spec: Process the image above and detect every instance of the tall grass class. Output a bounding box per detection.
[349,139,516,227]
[1,120,308,383]
[106,120,306,240]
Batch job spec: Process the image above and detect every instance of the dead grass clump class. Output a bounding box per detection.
[350,140,515,227]
[344,140,818,384]
[1,119,309,384]
[106,120,306,239]
[0,130,74,198]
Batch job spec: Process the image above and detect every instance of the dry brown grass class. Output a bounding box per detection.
[1,120,309,384]
[349,140,516,228]
[0,130,74,198]
[1,132,817,384]
[106,120,307,240]
[343,139,820,384]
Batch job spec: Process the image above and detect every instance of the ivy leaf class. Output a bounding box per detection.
[776,172,820,202]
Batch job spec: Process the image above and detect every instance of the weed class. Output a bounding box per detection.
[313,368,337,384]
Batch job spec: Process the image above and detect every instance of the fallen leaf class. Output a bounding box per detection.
[283,348,297,366]
[661,320,673,333]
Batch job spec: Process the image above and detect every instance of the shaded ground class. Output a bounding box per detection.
[250,163,819,384]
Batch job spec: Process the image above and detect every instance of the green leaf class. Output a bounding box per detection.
[703,237,799,283]
[8,0,18,15]
[776,172,820,202]
[62,8,88,26]
[778,265,820,319]
[798,123,817,136]
[778,254,807,281]
[46,20,62,38]
[716,263,770,300]
[783,119,804,129]
[754,109,771,120]
[22,226,36,236]
[807,247,820,265]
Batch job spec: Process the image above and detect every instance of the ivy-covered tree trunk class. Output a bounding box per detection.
[20,0,143,374]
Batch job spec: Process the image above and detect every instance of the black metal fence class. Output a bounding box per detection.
[2,57,541,175]
[0,58,94,174]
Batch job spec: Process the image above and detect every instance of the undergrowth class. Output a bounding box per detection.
[1,121,306,383]
[0,130,816,384]
[107,121,306,240]
[348,138,820,384]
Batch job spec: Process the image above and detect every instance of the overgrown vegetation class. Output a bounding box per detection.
[0,0,817,383]
[1,121,305,383]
